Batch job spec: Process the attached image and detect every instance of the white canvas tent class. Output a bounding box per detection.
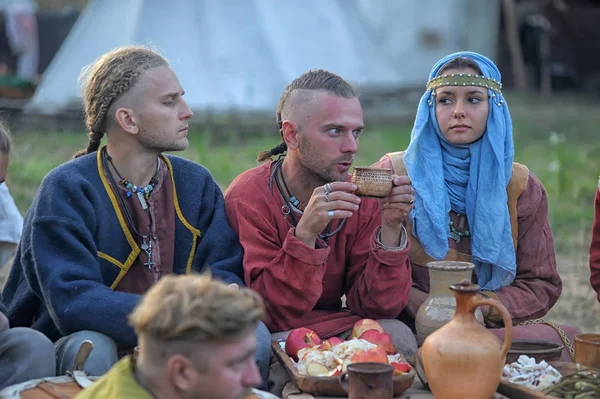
[27,0,500,115]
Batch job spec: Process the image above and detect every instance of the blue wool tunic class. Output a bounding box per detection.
[2,149,244,347]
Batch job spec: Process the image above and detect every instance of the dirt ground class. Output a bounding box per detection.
[546,252,600,333]
[1,245,597,333]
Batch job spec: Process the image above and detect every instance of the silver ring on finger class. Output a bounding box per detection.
[324,183,333,195]
[325,192,330,202]
[328,210,335,220]
[409,197,415,205]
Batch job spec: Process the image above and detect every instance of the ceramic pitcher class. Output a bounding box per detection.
[421,280,513,399]
[415,261,484,345]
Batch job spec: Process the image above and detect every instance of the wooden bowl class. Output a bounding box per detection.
[271,340,415,397]
[505,339,564,364]
[351,167,392,198]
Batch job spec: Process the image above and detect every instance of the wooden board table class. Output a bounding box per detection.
[281,379,511,398]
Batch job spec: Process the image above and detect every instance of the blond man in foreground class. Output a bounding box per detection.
[76,274,265,399]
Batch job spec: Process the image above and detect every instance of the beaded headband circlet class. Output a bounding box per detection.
[426,73,502,95]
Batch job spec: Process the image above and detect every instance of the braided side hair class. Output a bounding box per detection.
[73,46,169,158]
[256,69,358,162]
[0,118,11,156]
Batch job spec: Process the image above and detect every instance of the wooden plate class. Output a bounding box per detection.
[271,340,415,397]
[505,340,564,365]
[497,361,580,399]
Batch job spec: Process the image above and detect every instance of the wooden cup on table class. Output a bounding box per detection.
[574,333,600,368]
[339,362,394,399]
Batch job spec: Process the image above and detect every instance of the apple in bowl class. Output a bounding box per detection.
[358,329,396,354]
[350,318,385,339]
[285,327,322,361]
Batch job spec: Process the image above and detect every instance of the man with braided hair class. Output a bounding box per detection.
[76,274,265,399]
[224,69,417,393]
[2,46,271,385]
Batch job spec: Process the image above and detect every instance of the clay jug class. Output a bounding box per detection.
[421,280,512,399]
[415,261,484,345]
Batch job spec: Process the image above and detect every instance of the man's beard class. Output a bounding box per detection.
[139,134,189,153]
[297,136,353,184]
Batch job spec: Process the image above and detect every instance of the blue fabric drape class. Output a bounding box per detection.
[404,51,516,291]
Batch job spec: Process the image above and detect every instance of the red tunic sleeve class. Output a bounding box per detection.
[493,173,562,323]
[344,205,412,320]
[590,188,600,302]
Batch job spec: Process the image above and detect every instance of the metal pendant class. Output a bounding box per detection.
[137,191,148,209]
[450,230,461,243]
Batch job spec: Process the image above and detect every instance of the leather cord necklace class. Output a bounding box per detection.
[270,158,346,243]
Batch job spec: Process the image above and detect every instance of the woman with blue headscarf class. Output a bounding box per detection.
[375,52,578,360]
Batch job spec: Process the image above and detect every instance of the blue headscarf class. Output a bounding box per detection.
[404,51,516,291]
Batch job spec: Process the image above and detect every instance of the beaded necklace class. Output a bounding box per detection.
[449,213,470,243]
[105,153,159,210]
[102,148,158,270]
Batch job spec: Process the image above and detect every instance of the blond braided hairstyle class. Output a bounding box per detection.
[73,46,169,158]
[256,69,358,162]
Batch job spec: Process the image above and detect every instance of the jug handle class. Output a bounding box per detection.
[468,295,513,359]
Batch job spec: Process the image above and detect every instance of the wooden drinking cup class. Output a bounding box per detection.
[339,362,394,399]
[574,333,600,368]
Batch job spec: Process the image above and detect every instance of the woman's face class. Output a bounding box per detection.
[434,67,490,145]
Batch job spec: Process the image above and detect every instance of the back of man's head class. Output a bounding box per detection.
[73,45,169,159]
[257,69,358,162]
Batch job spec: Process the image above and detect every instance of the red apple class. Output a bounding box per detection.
[285,328,322,361]
[351,319,384,338]
[326,337,344,346]
[391,361,412,375]
[330,367,343,376]
[317,336,345,351]
[317,340,332,351]
[350,348,389,364]
[358,329,396,354]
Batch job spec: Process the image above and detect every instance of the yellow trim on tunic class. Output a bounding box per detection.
[161,156,201,274]
[95,149,203,288]
[96,150,141,289]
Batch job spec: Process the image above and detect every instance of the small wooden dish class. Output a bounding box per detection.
[498,361,581,399]
[351,167,392,198]
[506,340,564,365]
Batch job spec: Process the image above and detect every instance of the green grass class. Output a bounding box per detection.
[4,90,600,332]
[7,94,598,242]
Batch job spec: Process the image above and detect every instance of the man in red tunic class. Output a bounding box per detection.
[224,70,416,394]
[591,184,600,302]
